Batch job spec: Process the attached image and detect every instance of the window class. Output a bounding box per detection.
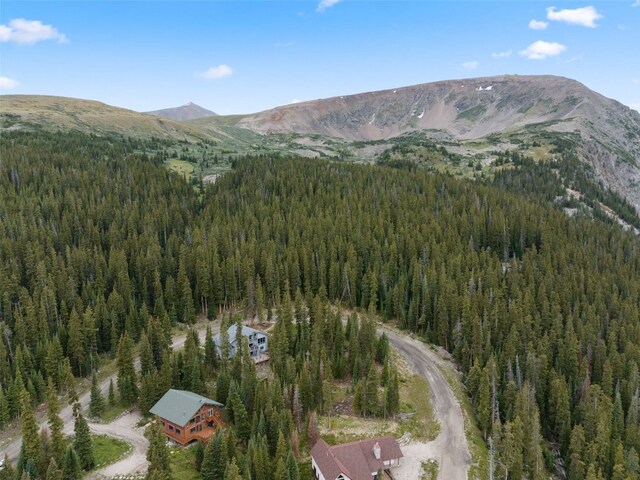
[168,425,174,431]
[190,427,196,434]
[208,409,213,416]
[258,337,266,344]
[175,429,181,435]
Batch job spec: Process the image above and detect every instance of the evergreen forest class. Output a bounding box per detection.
[1,131,640,480]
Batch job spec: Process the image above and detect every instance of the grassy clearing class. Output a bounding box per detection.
[167,158,195,179]
[92,434,132,469]
[398,374,440,441]
[318,360,439,445]
[100,403,128,423]
[169,445,200,480]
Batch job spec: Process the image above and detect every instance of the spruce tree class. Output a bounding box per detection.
[286,452,299,480]
[89,373,105,418]
[46,377,65,467]
[45,459,63,480]
[74,413,94,471]
[20,389,42,478]
[108,378,115,406]
[61,447,80,480]
[116,332,137,406]
[200,434,217,480]
[384,368,400,417]
[223,459,242,480]
[145,421,171,480]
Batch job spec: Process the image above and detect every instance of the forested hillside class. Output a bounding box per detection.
[2,131,640,479]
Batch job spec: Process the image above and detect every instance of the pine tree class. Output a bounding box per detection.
[223,459,242,480]
[45,459,63,480]
[477,367,492,440]
[201,433,218,480]
[74,413,95,470]
[363,365,379,416]
[116,332,137,406]
[307,411,318,447]
[62,447,80,480]
[139,333,154,378]
[89,373,105,418]
[384,368,400,417]
[108,378,115,406]
[286,452,299,480]
[46,377,65,468]
[274,458,288,480]
[231,389,250,444]
[20,389,42,478]
[145,421,171,480]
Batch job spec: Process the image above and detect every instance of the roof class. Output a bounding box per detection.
[149,389,223,427]
[212,324,266,348]
[311,436,403,480]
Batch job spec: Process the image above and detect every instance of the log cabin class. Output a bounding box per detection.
[150,389,225,445]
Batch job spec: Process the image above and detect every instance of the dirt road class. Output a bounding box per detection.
[1,322,215,465]
[86,412,148,479]
[384,329,471,480]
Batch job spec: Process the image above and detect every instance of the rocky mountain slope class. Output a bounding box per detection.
[1,76,638,213]
[237,75,640,211]
[145,102,217,121]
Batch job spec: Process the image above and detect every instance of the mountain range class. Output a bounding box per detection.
[1,75,639,213]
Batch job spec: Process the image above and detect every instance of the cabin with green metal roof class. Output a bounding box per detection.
[150,389,225,445]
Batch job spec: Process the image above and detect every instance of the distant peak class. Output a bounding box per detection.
[144,102,218,120]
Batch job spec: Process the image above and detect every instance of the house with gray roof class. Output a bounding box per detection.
[212,324,268,360]
[149,389,224,445]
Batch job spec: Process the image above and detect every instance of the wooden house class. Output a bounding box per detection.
[149,389,224,445]
[311,436,403,480]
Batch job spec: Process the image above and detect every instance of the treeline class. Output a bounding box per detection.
[2,131,640,479]
[493,147,640,229]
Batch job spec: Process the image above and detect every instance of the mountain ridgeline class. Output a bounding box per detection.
[3,75,637,215]
[236,75,640,212]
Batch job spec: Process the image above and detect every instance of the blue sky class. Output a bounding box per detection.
[1,1,639,114]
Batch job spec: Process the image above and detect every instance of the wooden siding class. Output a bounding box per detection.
[159,404,224,446]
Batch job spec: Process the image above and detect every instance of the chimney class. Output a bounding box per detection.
[373,442,381,460]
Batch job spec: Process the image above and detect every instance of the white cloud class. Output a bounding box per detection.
[198,65,233,80]
[0,76,20,89]
[633,79,640,85]
[290,99,301,104]
[520,40,567,60]
[317,0,342,12]
[546,6,603,28]
[462,61,479,70]
[633,0,640,7]
[0,18,67,45]
[631,103,640,112]
[529,19,549,30]
[492,50,512,58]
